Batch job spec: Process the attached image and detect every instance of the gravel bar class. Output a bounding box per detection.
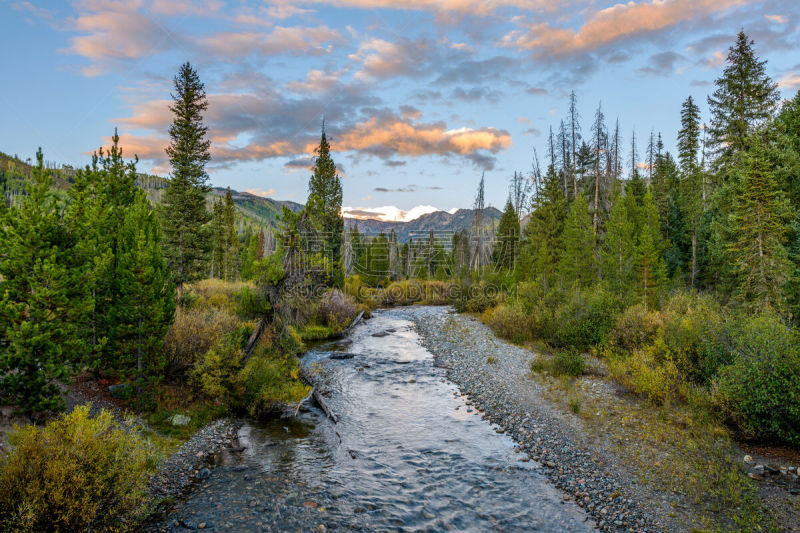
[412,308,663,533]
[149,419,240,501]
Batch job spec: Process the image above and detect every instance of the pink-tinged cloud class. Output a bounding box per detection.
[779,72,800,90]
[197,26,342,58]
[313,117,511,158]
[502,0,756,58]
[246,188,276,197]
[150,0,224,16]
[64,3,342,75]
[285,0,562,15]
[764,14,787,24]
[285,70,341,93]
[67,8,168,64]
[266,4,315,19]
[350,38,430,80]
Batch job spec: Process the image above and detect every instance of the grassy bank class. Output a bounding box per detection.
[460,281,800,530]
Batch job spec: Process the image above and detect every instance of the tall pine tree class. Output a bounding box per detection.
[306,123,344,286]
[708,31,779,163]
[493,198,520,270]
[727,134,791,311]
[161,62,212,298]
[559,194,595,288]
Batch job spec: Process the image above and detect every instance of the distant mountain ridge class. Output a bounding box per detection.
[0,150,302,229]
[3,150,489,237]
[345,207,503,242]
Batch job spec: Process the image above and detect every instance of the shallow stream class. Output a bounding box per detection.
[157,307,594,532]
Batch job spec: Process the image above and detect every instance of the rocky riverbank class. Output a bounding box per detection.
[413,309,664,533]
[149,419,240,502]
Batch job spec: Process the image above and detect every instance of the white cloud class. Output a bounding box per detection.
[342,204,441,221]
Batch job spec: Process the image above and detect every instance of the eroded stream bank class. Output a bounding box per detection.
[151,306,596,532]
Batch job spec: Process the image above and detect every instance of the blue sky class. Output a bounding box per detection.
[1,0,799,220]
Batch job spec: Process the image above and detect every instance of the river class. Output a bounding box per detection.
[156,307,595,532]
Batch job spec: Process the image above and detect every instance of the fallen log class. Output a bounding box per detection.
[312,388,339,424]
[292,388,314,417]
[299,366,339,424]
[244,317,268,356]
[333,310,364,339]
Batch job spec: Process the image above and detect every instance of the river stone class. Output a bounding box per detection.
[170,414,192,426]
[330,353,356,360]
[371,331,389,337]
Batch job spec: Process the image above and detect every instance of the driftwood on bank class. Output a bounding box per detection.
[299,366,339,423]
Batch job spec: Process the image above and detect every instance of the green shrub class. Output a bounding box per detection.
[453,280,502,313]
[712,314,800,445]
[379,279,457,306]
[0,406,157,532]
[188,279,253,313]
[344,275,378,308]
[278,325,305,355]
[659,291,726,384]
[552,350,586,377]
[530,350,586,377]
[551,287,617,349]
[234,286,271,319]
[237,344,310,418]
[607,304,663,353]
[297,324,335,341]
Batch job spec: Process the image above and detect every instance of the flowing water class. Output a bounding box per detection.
[157,307,594,532]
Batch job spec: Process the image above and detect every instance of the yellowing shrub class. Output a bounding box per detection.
[191,333,245,400]
[163,308,248,378]
[483,303,535,344]
[609,345,683,406]
[316,289,359,332]
[188,279,253,313]
[0,406,158,532]
[607,304,663,353]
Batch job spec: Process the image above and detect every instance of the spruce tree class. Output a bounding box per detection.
[523,164,567,289]
[112,192,175,378]
[60,136,119,374]
[636,190,667,311]
[210,198,225,278]
[559,194,595,288]
[306,124,344,286]
[774,91,800,319]
[222,187,239,280]
[678,96,705,287]
[161,62,212,298]
[493,198,520,270]
[0,151,89,414]
[708,31,779,162]
[727,135,791,311]
[601,194,636,304]
[590,102,607,234]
